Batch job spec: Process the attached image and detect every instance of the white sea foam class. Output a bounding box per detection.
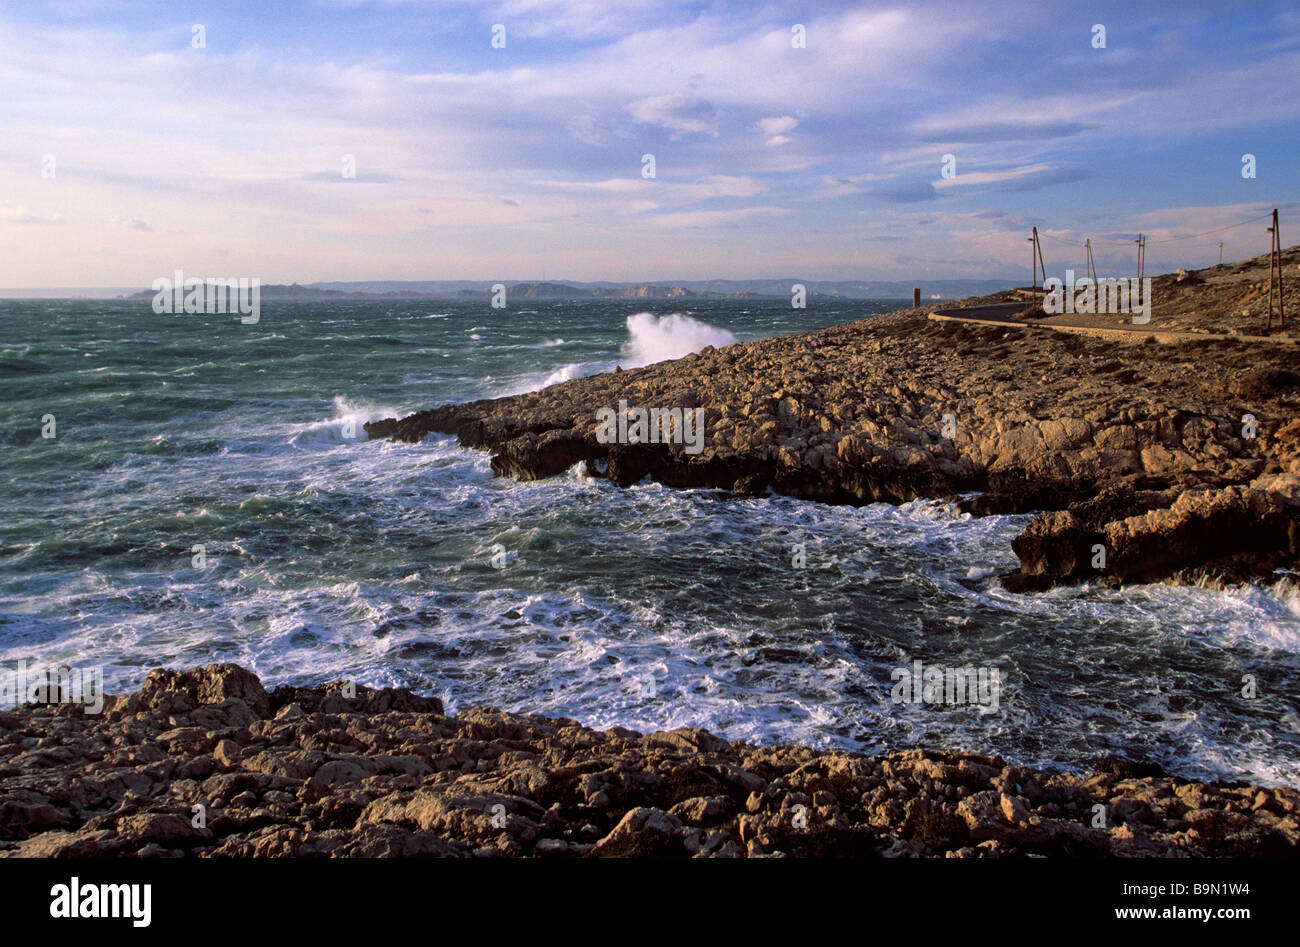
[621,311,738,366]
[9,461,1300,784]
[286,395,401,448]
[496,312,737,395]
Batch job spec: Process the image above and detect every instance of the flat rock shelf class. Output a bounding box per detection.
[2,665,1296,858]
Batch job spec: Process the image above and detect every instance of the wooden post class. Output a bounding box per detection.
[1268,215,1275,331]
[1267,208,1284,331]
[1279,212,1286,329]
[1028,227,1045,290]
[913,287,921,308]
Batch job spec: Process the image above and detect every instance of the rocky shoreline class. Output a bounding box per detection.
[367,251,1300,590]
[2,664,1296,858]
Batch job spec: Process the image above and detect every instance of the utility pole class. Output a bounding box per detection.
[1267,208,1285,331]
[1134,234,1146,285]
[1218,242,1223,266]
[1028,227,1045,291]
[1085,238,1097,286]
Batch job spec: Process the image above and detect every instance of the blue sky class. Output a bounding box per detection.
[2,0,1298,286]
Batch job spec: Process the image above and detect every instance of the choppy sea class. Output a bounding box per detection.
[2,297,1298,784]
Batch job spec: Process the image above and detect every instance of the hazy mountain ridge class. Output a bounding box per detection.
[310,278,1015,299]
[93,277,1017,302]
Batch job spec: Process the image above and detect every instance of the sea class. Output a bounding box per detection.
[2,297,1298,785]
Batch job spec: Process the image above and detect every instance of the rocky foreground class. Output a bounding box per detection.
[367,249,1300,590]
[1,665,1296,858]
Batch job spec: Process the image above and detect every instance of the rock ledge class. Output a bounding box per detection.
[2,664,1295,858]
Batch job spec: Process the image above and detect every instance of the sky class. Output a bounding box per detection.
[1,0,1298,288]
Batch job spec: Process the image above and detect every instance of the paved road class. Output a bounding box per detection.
[930,303,1025,324]
[929,303,1298,345]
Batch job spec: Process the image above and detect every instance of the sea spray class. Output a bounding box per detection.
[287,395,401,448]
[622,312,738,366]
[499,311,739,395]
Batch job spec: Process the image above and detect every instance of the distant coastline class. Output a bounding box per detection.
[0,278,1016,302]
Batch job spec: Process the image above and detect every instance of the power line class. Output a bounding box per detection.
[1034,212,1273,250]
[1146,213,1273,244]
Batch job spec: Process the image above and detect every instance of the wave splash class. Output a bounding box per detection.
[622,312,738,367]
[287,395,399,448]
[497,312,737,396]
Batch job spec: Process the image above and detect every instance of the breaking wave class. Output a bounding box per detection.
[622,311,738,367]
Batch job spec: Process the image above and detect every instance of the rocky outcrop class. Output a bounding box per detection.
[1004,456,1300,590]
[1,665,1296,858]
[366,285,1300,588]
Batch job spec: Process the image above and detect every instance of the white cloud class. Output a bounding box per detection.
[626,93,719,138]
[642,205,792,229]
[933,163,1055,189]
[0,206,64,225]
[490,0,669,38]
[756,115,799,146]
[113,217,153,231]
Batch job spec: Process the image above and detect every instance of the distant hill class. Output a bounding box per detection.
[116,277,1017,302]
[502,282,697,299]
[508,282,592,299]
[126,282,438,301]
[312,278,1016,300]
